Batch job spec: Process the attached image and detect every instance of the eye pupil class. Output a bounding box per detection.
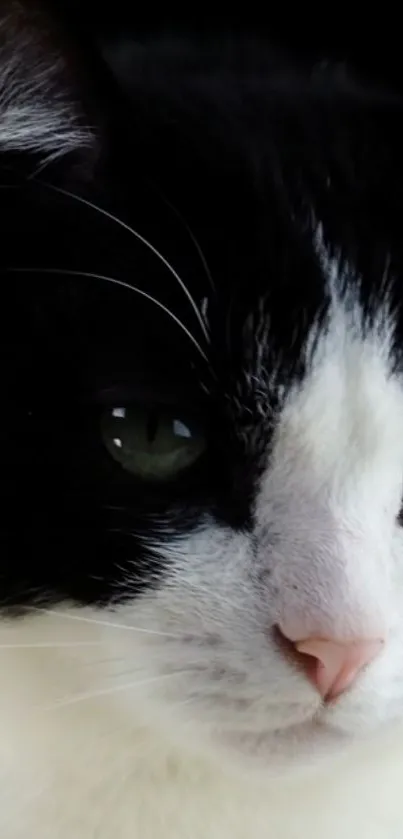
[146,411,159,445]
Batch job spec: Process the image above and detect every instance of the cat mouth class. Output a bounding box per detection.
[213,716,352,770]
[215,710,340,742]
[215,699,366,751]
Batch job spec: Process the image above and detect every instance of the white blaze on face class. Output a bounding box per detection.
[255,238,403,644]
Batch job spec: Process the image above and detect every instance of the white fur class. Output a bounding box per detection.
[0,11,91,155]
[1,611,403,838]
[2,254,403,836]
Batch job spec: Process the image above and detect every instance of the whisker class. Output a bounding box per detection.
[34,180,210,342]
[42,670,193,711]
[27,154,61,181]
[149,185,216,296]
[24,606,183,639]
[8,267,208,362]
[27,144,81,181]
[0,642,105,650]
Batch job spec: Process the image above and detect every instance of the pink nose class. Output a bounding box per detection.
[280,633,384,701]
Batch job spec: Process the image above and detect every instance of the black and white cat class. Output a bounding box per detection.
[1,3,403,836]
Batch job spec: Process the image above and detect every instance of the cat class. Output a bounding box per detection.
[1,2,403,837]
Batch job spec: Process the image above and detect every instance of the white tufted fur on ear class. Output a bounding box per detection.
[0,4,93,155]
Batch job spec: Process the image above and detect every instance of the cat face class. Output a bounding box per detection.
[2,2,403,774]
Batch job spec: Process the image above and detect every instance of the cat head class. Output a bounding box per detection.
[2,1,403,775]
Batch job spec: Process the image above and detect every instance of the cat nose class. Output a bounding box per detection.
[278,631,384,701]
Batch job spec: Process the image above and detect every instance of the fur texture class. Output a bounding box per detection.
[1,3,403,836]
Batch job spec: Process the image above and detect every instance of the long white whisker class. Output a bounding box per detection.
[35,181,210,342]
[27,145,78,181]
[24,607,183,639]
[8,267,208,362]
[42,671,192,711]
[0,642,105,650]
[153,188,216,295]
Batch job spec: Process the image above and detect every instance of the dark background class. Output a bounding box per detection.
[51,3,402,94]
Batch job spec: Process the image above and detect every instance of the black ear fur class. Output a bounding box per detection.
[0,1,99,163]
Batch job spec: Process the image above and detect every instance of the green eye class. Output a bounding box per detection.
[101,406,206,480]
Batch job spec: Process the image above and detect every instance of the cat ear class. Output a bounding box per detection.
[0,2,97,161]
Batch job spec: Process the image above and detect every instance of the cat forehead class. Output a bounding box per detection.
[228,229,403,465]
